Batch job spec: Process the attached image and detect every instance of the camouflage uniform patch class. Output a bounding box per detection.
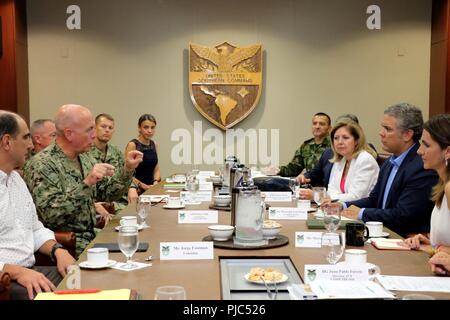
[86,144,128,212]
[23,142,133,257]
[279,136,331,177]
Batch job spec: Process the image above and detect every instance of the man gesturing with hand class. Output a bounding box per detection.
[24,105,143,257]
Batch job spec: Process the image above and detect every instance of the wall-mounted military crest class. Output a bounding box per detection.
[189,42,262,130]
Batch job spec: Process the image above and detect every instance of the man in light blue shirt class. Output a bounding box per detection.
[341,103,438,238]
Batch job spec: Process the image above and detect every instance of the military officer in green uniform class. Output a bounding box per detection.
[24,105,143,257]
[87,113,128,217]
[263,112,332,177]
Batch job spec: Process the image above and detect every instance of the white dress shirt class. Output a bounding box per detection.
[327,150,380,202]
[0,169,55,271]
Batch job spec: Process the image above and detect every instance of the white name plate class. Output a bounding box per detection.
[199,182,214,191]
[160,242,214,260]
[178,210,218,224]
[180,191,212,202]
[262,192,292,202]
[295,232,323,248]
[198,171,216,177]
[304,264,368,284]
[268,207,307,220]
[139,195,169,203]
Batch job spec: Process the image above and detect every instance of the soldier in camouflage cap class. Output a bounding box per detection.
[263,112,332,177]
[87,113,128,219]
[24,105,143,257]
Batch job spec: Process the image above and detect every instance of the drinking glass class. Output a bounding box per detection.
[118,226,139,269]
[154,285,186,300]
[191,165,200,177]
[321,232,345,264]
[137,196,151,228]
[313,187,328,216]
[323,205,342,232]
[289,179,300,200]
[186,173,199,202]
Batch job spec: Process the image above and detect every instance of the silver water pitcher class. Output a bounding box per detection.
[222,156,239,192]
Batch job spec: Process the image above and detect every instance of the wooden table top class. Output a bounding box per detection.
[57,183,449,300]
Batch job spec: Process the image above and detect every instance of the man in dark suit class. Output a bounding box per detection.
[342,103,438,238]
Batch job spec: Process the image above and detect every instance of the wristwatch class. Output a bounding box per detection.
[50,243,64,262]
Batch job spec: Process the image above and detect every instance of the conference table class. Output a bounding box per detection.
[56,183,450,300]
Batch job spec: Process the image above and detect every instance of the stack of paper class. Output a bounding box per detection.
[309,279,395,299]
[34,289,132,300]
[376,275,450,293]
[371,238,410,250]
[163,183,185,189]
[287,284,317,300]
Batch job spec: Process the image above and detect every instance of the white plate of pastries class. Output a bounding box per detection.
[245,267,288,284]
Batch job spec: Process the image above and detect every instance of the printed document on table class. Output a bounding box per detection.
[309,279,395,299]
[376,275,450,293]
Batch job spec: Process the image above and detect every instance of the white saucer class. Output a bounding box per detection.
[369,232,390,238]
[163,204,186,209]
[114,225,144,231]
[79,260,116,269]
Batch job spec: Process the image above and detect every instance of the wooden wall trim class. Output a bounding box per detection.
[0,0,28,123]
[430,0,450,116]
[0,0,18,112]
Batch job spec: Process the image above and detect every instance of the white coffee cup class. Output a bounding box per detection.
[168,196,183,207]
[120,216,138,226]
[345,249,367,264]
[87,247,108,266]
[366,221,383,237]
[297,199,311,210]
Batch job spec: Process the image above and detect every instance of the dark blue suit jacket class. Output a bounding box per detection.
[304,148,333,187]
[345,143,438,238]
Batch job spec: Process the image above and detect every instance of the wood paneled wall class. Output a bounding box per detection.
[430,0,450,116]
[0,0,29,123]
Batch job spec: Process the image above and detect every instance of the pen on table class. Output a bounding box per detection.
[54,289,102,295]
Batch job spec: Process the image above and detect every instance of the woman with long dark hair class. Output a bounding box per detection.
[126,114,161,202]
[403,114,450,274]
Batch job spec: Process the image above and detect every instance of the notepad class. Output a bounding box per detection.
[34,289,132,300]
[371,238,410,250]
[163,183,185,189]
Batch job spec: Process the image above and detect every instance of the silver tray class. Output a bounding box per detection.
[219,257,303,300]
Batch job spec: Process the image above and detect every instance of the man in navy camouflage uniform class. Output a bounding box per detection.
[24,105,143,257]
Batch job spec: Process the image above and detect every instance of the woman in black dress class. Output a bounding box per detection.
[126,114,161,202]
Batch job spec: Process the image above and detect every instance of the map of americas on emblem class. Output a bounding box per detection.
[189,42,262,130]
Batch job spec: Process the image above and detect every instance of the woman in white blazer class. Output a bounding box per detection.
[327,119,379,202]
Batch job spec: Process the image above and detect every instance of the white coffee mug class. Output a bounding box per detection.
[120,216,138,226]
[87,247,108,266]
[366,221,383,237]
[345,249,367,264]
[297,199,311,210]
[168,197,182,207]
